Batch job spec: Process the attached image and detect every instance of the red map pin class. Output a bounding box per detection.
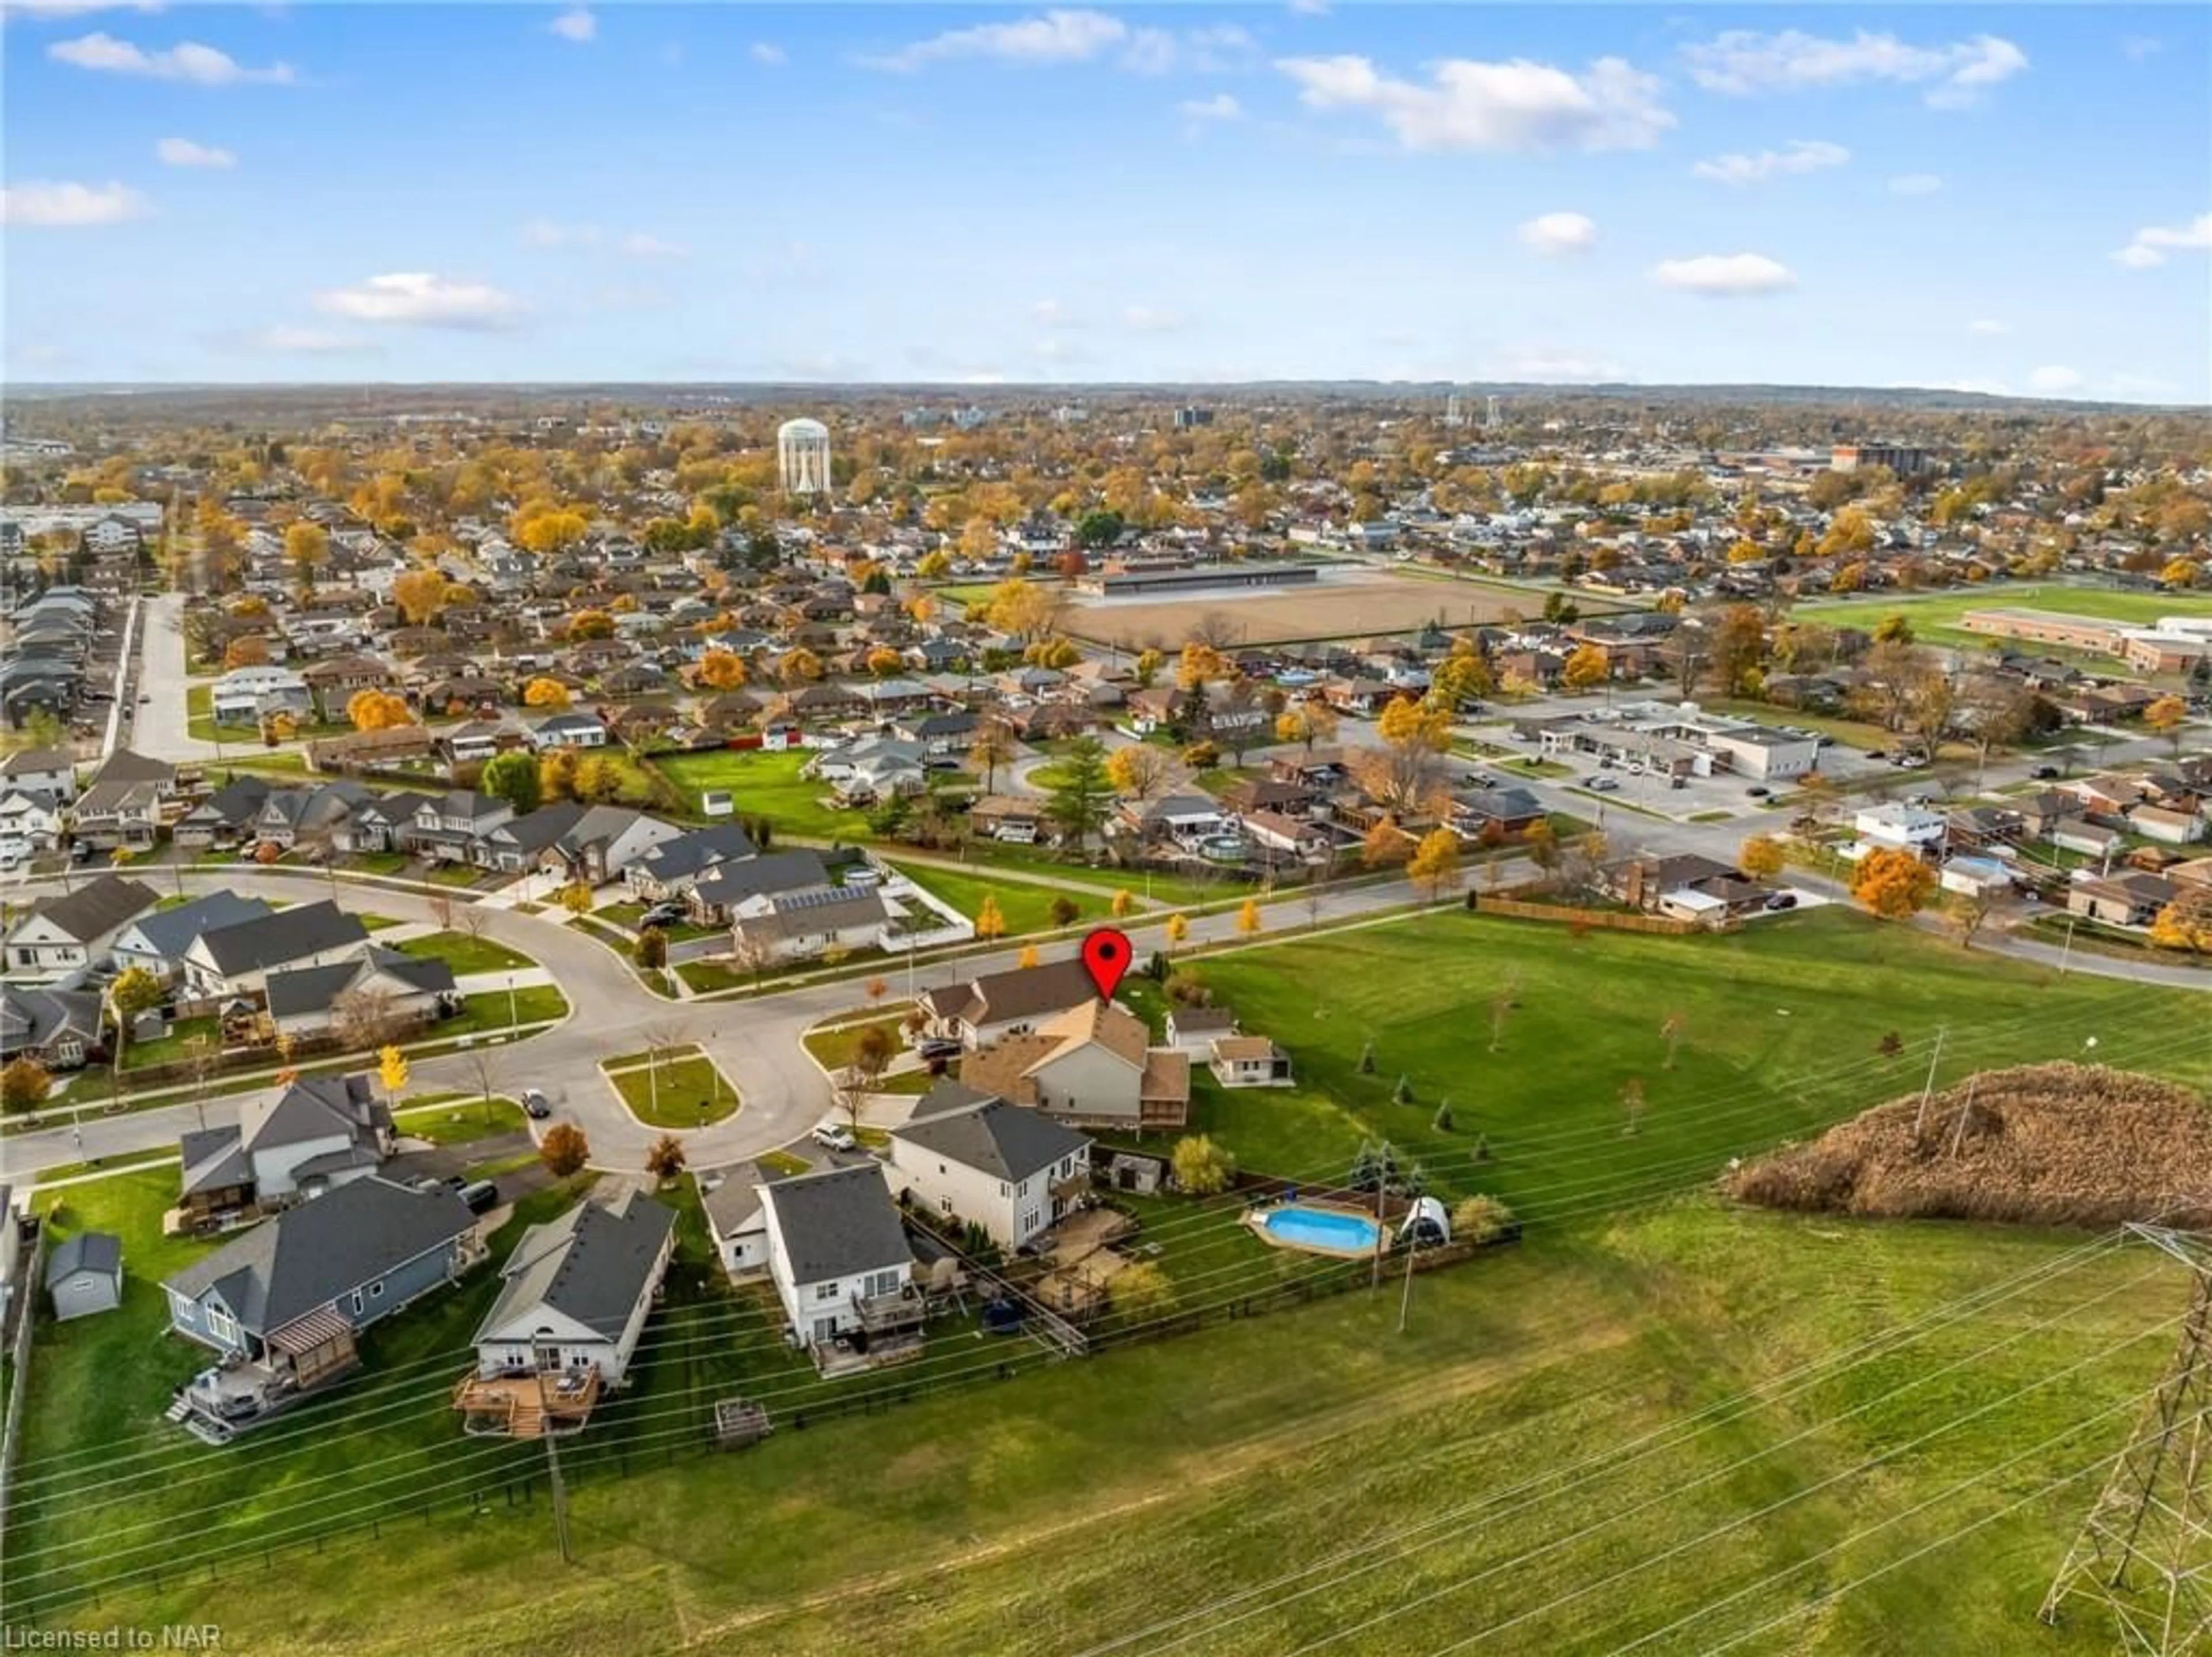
[1080,927,1132,1002]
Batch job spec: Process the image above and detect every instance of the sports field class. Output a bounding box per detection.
[1063,568,1601,649]
[1797,584,2210,648]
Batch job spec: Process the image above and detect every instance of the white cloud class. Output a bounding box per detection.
[3,1,165,17]
[2110,214,2212,269]
[155,135,234,167]
[2028,365,2082,394]
[1681,29,2027,108]
[48,30,295,82]
[1889,173,1943,195]
[866,9,1127,71]
[865,10,1252,75]
[548,7,594,44]
[620,231,685,259]
[1122,305,1184,332]
[522,218,601,247]
[1287,0,1328,13]
[1180,92,1244,122]
[1517,211,1598,255]
[2121,36,2161,60]
[1276,52,1672,153]
[1034,336,1090,364]
[0,179,148,226]
[1691,138,1847,185]
[1967,318,2008,336]
[313,273,522,331]
[1650,252,1797,295]
[749,41,785,66]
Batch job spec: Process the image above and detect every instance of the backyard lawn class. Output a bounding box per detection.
[602,1053,740,1129]
[118,1015,218,1072]
[40,1196,2178,1657]
[651,749,871,839]
[392,929,535,976]
[891,861,1095,937]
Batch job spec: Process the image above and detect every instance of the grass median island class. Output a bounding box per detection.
[601,1049,740,1128]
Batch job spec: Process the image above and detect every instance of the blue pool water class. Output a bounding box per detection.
[1261,1205,1381,1254]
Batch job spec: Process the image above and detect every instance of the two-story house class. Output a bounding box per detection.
[2,874,158,978]
[919,958,1100,1051]
[176,1073,395,1223]
[888,1089,1092,1251]
[759,1164,918,1361]
[395,790,514,865]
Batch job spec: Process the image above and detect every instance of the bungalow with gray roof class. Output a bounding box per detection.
[3,873,158,978]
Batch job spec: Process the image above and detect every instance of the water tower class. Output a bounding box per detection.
[777,417,832,495]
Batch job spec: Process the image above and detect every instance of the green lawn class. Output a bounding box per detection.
[1147,905,2210,1212]
[757,1148,810,1178]
[603,1054,739,1128]
[40,1196,2177,1657]
[391,929,535,976]
[438,985,568,1038]
[1797,585,2210,649]
[801,1013,915,1073]
[390,1095,525,1145]
[652,749,871,839]
[183,683,349,744]
[118,1015,218,1073]
[891,861,1093,937]
[946,841,1234,905]
[598,902,720,943]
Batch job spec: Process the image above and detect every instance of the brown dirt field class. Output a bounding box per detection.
[1728,1062,2212,1229]
[1063,573,1611,649]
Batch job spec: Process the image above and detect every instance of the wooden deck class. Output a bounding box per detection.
[451,1367,601,1437]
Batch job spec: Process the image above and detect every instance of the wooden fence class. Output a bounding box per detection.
[1467,894,1713,936]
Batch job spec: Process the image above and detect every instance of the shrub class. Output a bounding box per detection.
[1165,971,1210,1006]
[1432,1100,1455,1133]
[1180,740,1221,769]
[1452,1194,1516,1245]
[1392,1073,1414,1105]
[1112,1261,1176,1320]
[1171,1134,1237,1197]
[540,1122,590,1177]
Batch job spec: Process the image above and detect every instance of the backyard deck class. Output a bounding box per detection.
[451,1365,603,1437]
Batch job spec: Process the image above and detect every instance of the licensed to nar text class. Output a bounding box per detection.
[2,1630,222,1651]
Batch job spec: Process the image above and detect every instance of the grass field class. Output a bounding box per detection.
[892,860,1094,936]
[391,929,535,976]
[37,1196,2182,1656]
[650,749,871,838]
[1141,905,2210,1211]
[1797,585,2211,649]
[603,1053,738,1128]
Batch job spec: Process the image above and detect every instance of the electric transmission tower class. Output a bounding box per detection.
[2041,1224,2212,1655]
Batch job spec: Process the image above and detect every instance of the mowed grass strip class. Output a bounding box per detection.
[57,1201,2175,1657]
[602,1053,738,1128]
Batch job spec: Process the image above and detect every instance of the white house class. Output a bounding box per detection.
[1852,803,1947,853]
[179,899,371,999]
[2,874,158,979]
[470,1187,675,1386]
[177,1073,396,1216]
[210,665,312,726]
[0,789,66,854]
[888,1093,1092,1251]
[698,1166,772,1282]
[759,1164,914,1352]
[0,747,75,804]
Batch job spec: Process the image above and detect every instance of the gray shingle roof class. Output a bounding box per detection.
[893,1096,1090,1183]
[475,1187,675,1343]
[921,958,1097,1029]
[47,1231,122,1288]
[193,900,368,976]
[761,1165,910,1285]
[692,849,828,905]
[162,1176,475,1337]
[123,891,275,962]
[24,875,157,944]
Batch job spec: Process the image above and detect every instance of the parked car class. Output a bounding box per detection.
[442,1174,469,1193]
[1763,892,1798,911]
[641,903,686,929]
[457,1179,501,1215]
[811,1122,858,1153]
[520,1088,551,1120]
[1747,786,1771,798]
[1585,776,1619,792]
[69,842,94,865]
[2031,765,2060,780]
[915,1036,963,1062]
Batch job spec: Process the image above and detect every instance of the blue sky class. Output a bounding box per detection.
[3,3,2206,399]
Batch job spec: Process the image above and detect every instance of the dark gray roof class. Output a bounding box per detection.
[1,986,101,1055]
[475,1187,675,1342]
[181,775,273,828]
[262,946,453,1018]
[89,748,173,786]
[698,1162,774,1238]
[761,1165,910,1284]
[894,1096,1090,1182]
[47,1231,123,1288]
[179,1125,248,1198]
[909,1078,994,1121]
[123,891,275,962]
[162,1176,475,1337]
[488,801,589,853]
[694,848,828,905]
[25,875,157,944]
[641,822,758,882]
[922,958,1097,1028]
[193,899,368,975]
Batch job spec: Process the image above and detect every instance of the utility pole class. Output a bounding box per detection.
[533,1339,573,1564]
[2041,1224,2212,1654]
[1913,1026,1948,1137]
[1397,1225,1419,1333]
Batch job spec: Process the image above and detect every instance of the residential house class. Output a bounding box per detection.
[210,665,312,727]
[467,1187,674,1389]
[2067,872,2177,928]
[1853,804,1948,856]
[888,1093,1092,1251]
[1120,793,1233,848]
[758,1164,919,1359]
[111,891,275,980]
[69,776,164,850]
[263,947,456,1044]
[0,787,66,853]
[698,1163,774,1281]
[47,1232,124,1321]
[0,985,103,1069]
[919,958,1100,1050]
[1162,1006,1238,1053]
[251,782,372,853]
[687,848,833,925]
[968,796,1046,844]
[729,885,890,966]
[2130,805,2206,847]
[301,653,399,719]
[161,1177,482,1427]
[173,777,275,851]
[528,712,609,751]
[335,789,437,855]
[957,999,1192,1132]
[1449,786,1548,839]
[439,719,531,769]
[1240,809,1334,860]
[180,900,371,1000]
[0,746,76,804]
[177,1073,396,1223]
[624,822,760,902]
[396,790,514,865]
[2052,820,2126,862]
[2,873,157,977]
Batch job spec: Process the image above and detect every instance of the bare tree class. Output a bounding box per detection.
[639,1019,687,1120]
[428,887,456,930]
[332,988,404,1054]
[461,1042,503,1108]
[457,902,493,944]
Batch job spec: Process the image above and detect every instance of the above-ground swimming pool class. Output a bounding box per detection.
[1252,1203,1384,1257]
